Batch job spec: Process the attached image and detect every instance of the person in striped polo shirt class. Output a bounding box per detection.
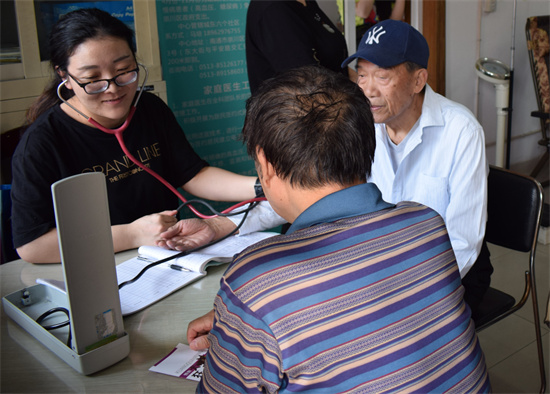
[190,65,490,393]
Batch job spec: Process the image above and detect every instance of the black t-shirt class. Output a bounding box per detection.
[246,0,349,94]
[11,92,208,248]
[374,0,395,21]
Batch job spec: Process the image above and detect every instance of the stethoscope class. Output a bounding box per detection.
[56,63,265,219]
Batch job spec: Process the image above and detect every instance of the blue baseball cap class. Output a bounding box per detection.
[341,20,429,69]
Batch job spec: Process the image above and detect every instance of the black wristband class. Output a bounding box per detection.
[254,177,264,197]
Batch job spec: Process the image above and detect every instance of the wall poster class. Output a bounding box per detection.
[156,0,254,218]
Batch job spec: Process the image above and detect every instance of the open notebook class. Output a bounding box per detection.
[115,231,277,315]
[38,231,277,316]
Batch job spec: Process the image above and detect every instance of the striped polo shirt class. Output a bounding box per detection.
[198,183,490,393]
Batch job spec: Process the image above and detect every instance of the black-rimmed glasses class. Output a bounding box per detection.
[67,66,139,94]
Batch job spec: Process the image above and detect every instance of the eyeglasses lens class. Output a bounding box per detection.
[115,71,138,86]
[85,71,138,94]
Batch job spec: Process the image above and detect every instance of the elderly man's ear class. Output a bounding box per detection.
[414,68,428,93]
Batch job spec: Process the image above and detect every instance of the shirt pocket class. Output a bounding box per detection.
[415,173,450,218]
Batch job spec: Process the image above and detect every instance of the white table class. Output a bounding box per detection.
[0,250,224,393]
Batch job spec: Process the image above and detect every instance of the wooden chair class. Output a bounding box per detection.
[472,166,546,393]
[526,15,550,187]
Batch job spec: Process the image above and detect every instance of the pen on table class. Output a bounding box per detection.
[169,264,191,272]
[137,255,154,262]
[138,255,190,272]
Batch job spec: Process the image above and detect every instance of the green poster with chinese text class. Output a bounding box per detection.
[156,0,254,217]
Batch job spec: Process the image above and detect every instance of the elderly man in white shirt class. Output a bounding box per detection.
[339,20,491,318]
[158,20,491,319]
[368,84,488,280]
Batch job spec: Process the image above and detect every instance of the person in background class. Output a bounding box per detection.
[190,65,491,392]
[337,0,406,47]
[11,8,258,264]
[336,0,368,31]
[245,0,350,95]
[341,19,491,318]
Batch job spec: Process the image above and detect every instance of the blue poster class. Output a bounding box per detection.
[36,1,134,60]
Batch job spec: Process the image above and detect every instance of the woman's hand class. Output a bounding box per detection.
[113,210,178,252]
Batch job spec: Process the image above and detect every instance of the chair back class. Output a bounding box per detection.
[0,127,24,264]
[479,166,546,393]
[526,15,550,134]
[485,166,544,253]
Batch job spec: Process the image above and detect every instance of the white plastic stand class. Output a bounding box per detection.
[494,83,510,168]
[3,284,129,375]
[475,57,511,167]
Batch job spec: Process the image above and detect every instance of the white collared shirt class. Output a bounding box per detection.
[369,85,488,277]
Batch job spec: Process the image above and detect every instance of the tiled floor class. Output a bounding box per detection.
[477,242,549,393]
[478,162,549,393]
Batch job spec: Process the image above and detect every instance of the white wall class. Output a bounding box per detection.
[446,0,549,167]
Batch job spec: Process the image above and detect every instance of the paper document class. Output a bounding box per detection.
[149,343,206,381]
[116,232,276,315]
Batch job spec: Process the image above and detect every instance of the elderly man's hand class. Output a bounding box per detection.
[156,216,237,251]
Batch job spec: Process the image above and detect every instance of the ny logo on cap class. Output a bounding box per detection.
[365,26,386,45]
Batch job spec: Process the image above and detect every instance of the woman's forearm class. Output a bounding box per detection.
[183,167,257,201]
